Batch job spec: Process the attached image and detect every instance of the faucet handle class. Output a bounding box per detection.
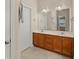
[61,32,64,35]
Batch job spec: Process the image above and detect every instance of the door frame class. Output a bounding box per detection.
[5,0,11,59]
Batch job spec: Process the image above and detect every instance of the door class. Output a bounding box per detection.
[5,0,11,59]
[20,5,32,51]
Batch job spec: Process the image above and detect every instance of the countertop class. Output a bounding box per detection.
[33,30,74,38]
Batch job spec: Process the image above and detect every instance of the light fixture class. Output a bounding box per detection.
[41,9,48,13]
[41,7,50,13]
[56,6,62,10]
[56,0,67,10]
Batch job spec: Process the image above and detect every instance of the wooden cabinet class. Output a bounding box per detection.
[62,37,73,56]
[33,33,74,57]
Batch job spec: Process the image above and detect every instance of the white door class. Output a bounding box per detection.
[5,0,11,59]
[20,5,32,51]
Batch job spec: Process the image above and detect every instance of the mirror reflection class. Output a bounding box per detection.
[37,0,74,32]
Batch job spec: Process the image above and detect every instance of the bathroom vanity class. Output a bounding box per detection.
[32,0,74,57]
[33,30,74,57]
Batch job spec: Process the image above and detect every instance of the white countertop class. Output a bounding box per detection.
[33,30,74,38]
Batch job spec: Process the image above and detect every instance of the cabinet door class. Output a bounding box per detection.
[62,37,73,56]
[33,33,40,46]
[44,35,53,51]
[38,34,45,48]
[53,36,62,53]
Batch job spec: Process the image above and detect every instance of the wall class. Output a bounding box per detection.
[19,0,38,50]
[19,0,38,59]
[10,0,38,59]
[38,13,47,30]
[20,7,32,51]
[37,0,74,32]
[22,0,38,31]
[11,0,20,59]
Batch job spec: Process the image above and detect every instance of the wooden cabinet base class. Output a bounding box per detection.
[33,33,74,58]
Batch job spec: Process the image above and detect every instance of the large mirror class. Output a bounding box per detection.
[57,9,69,31]
[37,0,74,32]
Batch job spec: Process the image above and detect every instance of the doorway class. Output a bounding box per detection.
[20,4,32,52]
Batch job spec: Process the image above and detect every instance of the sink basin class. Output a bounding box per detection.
[61,31,65,35]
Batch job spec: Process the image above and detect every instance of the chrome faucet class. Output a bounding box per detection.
[61,31,64,35]
[41,29,44,32]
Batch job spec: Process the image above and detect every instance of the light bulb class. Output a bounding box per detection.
[41,8,50,13]
[42,9,48,13]
[56,6,62,10]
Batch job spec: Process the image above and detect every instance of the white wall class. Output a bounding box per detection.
[19,0,38,50]
[20,7,32,51]
[38,13,47,30]
[22,0,38,31]
[19,0,38,59]
[37,0,74,31]
[10,0,38,59]
[11,0,20,59]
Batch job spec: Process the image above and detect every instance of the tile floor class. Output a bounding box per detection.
[21,47,72,59]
